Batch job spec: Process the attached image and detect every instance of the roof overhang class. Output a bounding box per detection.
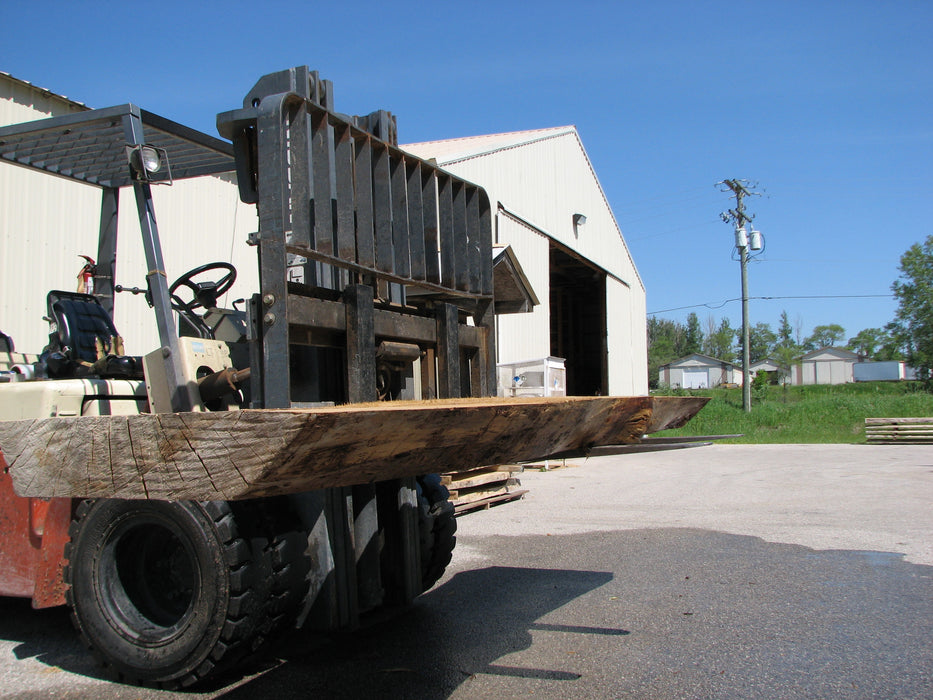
[493,245,539,314]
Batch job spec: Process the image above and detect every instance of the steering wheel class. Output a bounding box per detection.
[169,262,237,339]
[169,262,237,314]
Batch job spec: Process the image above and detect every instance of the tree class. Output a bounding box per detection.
[772,344,799,388]
[804,323,845,351]
[647,317,686,388]
[684,312,703,355]
[847,328,886,358]
[777,310,795,350]
[704,317,736,362]
[748,322,777,363]
[877,321,908,362]
[892,235,933,382]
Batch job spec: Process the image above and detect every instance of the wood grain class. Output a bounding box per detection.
[0,396,708,501]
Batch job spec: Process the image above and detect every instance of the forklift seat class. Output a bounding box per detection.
[43,291,142,379]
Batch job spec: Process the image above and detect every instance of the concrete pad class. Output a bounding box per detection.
[458,444,933,565]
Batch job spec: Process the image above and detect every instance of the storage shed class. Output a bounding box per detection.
[658,353,743,389]
[793,347,862,385]
[852,360,917,382]
[750,358,787,383]
[404,127,647,395]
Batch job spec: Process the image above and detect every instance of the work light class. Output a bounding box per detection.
[126,144,172,183]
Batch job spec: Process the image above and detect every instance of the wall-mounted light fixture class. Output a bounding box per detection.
[572,213,587,238]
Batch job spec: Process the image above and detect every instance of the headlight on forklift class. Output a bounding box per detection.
[126,144,172,184]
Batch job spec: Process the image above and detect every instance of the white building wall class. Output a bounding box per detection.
[493,215,551,364]
[659,355,741,389]
[110,176,258,355]
[0,75,87,126]
[439,132,641,287]
[606,276,645,394]
[408,129,648,394]
[0,162,102,352]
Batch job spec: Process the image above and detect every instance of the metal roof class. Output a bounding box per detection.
[0,70,90,110]
[0,103,234,189]
[403,126,575,166]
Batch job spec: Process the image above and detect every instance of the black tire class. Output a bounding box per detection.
[238,498,312,636]
[416,474,457,591]
[63,499,269,688]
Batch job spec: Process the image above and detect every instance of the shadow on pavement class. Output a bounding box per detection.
[2,528,931,699]
[218,565,616,699]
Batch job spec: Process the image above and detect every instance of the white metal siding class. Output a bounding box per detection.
[0,163,102,351]
[607,276,647,394]
[433,132,642,288]
[409,129,647,395]
[797,356,855,386]
[1,79,259,357]
[0,76,86,127]
[109,177,258,355]
[682,368,708,389]
[494,214,551,364]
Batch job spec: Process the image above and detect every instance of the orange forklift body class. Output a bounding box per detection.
[0,450,71,608]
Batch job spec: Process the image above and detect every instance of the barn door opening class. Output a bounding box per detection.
[549,245,607,395]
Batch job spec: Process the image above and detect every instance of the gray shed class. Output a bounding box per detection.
[793,347,862,385]
[658,353,743,389]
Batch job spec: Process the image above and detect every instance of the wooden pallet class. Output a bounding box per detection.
[443,465,527,514]
[865,417,933,444]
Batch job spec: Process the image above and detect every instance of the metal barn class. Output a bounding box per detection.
[403,127,648,395]
[658,353,743,389]
[793,347,862,385]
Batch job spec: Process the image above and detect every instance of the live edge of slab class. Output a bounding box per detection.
[0,395,708,501]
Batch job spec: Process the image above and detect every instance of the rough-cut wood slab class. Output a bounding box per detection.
[0,395,707,501]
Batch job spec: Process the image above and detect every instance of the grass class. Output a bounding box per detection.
[653,381,933,444]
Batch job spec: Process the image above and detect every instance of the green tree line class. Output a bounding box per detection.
[648,235,933,387]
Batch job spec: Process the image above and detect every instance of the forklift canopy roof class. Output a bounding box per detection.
[0,104,234,189]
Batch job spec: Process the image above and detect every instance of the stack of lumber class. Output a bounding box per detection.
[865,417,933,444]
[443,465,527,515]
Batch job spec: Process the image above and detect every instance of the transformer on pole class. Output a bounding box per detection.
[719,179,763,412]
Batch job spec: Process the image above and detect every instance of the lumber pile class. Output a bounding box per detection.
[865,417,933,444]
[443,465,527,515]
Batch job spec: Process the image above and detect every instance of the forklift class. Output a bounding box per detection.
[0,66,495,687]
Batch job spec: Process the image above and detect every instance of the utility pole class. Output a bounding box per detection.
[720,179,761,413]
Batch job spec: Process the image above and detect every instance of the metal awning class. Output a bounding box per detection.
[0,104,234,189]
[492,245,539,314]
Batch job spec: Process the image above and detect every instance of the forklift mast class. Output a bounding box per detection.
[216,67,498,627]
[216,66,496,409]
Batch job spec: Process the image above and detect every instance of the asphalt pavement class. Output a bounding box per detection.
[0,444,930,699]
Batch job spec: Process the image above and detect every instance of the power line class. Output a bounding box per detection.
[648,293,895,315]
[627,218,722,241]
[613,185,721,213]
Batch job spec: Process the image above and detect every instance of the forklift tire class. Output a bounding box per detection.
[417,474,457,591]
[63,499,268,688]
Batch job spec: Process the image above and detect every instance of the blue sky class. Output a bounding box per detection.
[4,1,931,345]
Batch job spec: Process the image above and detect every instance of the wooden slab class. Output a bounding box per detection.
[0,395,707,501]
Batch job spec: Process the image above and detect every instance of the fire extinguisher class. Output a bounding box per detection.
[77,255,95,295]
